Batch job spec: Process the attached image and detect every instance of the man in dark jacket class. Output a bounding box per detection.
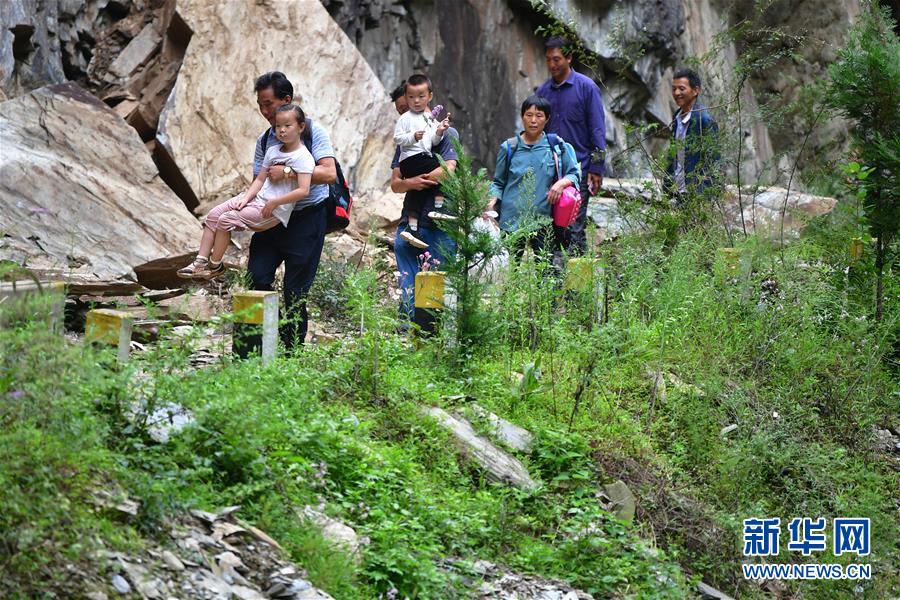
[665,68,721,201]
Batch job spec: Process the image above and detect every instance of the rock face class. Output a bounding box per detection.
[323,0,861,185]
[720,0,861,172]
[0,0,95,97]
[546,0,684,123]
[322,0,684,171]
[0,0,182,101]
[158,0,397,207]
[322,0,548,169]
[0,83,200,281]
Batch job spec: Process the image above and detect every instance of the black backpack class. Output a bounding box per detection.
[260,119,352,233]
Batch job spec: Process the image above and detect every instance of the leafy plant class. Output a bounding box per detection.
[531,428,593,485]
[825,1,900,320]
[345,269,396,401]
[309,257,354,327]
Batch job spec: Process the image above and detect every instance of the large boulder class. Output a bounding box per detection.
[720,186,838,237]
[0,82,200,282]
[589,179,837,239]
[157,0,397,207]
[351,190,404,232]
[425,407,539,491]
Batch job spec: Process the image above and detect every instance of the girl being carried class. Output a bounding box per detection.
[178,104,314,279]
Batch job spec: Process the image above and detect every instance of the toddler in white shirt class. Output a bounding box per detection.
[393,74,451,248]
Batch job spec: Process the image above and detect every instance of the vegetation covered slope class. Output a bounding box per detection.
[2,209,897,598]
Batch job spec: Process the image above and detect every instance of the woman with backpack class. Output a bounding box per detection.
[485,94,581,258]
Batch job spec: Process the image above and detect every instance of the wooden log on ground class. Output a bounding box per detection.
[424,407,538,490]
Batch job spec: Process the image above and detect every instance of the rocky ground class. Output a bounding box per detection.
[77,501,606,600]
[80,504,336,600]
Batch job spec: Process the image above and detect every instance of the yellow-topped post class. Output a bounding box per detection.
[564,258,606,323]
[716,247,754,304]
[564,257,603,293]
[414,271,446,309]
[849,237,864,261]
[718,247,742,275]
[85,308,133,362]
[232,290,278,364]
[46,281,66,333]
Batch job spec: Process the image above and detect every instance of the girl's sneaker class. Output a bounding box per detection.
[400,230,429,249]
[177,256,208,279]
[177,257,225,280]
[197,260,225,280]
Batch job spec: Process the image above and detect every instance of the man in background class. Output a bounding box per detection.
[665,67,720,203]
[536,36,606,255]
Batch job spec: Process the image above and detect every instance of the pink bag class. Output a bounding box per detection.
[553,185,582,227]
[547,142,582,227]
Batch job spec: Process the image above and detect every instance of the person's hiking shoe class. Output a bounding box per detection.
[400,230,429,249]
[195,260,225,280]
[427,211,458,221]
[177,256,209,279]
[178,257,225,280]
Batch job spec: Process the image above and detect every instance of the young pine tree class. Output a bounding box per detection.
[435,139,503,354]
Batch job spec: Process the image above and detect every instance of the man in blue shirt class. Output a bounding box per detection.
[536,37,606,255]
[247,71,336,349]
